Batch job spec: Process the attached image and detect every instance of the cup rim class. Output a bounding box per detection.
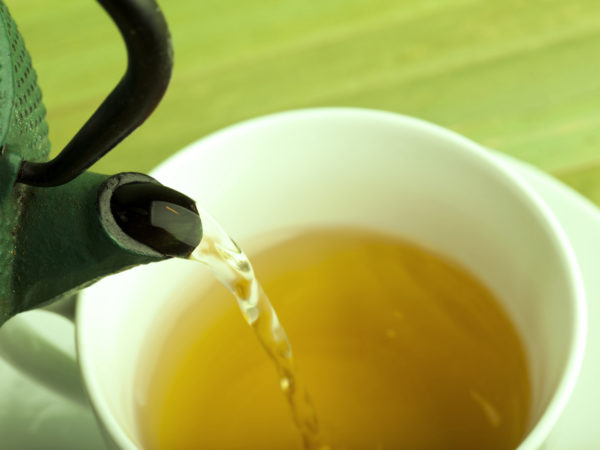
[77,107,587,450]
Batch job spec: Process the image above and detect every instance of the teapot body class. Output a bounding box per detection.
[0,0,200,326]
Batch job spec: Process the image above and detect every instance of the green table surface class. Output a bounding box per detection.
[8,0,600,206]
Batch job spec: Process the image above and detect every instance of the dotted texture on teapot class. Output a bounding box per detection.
[0,0,50,324]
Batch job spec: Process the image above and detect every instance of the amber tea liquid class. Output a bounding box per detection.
[137,228,530,450]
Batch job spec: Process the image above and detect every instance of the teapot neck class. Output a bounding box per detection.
[4,172,166,324]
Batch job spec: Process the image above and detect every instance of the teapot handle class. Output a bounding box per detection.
[17,0,173,187]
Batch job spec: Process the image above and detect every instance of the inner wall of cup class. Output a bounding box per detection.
[79,111,577,447]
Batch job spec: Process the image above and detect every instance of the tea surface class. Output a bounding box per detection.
[137,228,530,449]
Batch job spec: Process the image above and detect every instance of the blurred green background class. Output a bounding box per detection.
[8,0,600,204]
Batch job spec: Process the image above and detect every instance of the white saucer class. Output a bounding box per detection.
[0,153,598,449]
[497,156,600,449]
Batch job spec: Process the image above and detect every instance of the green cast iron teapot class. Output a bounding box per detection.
[0,0,203,326]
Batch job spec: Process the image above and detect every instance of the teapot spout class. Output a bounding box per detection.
[8,171,201,324]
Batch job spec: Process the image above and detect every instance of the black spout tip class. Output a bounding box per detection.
[98,173,202,258]
[110,180,202,258]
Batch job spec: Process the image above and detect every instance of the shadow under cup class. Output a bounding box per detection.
[77,109,585,449]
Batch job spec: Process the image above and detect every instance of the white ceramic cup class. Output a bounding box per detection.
[5,108,588,449]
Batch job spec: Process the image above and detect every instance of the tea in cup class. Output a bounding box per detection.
[73,108,585,449]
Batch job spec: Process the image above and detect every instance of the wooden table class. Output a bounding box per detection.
[9,0,600,205]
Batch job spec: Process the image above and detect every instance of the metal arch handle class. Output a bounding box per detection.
[16,0,173,187]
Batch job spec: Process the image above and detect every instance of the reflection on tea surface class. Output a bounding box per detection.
[137,228,530,450]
